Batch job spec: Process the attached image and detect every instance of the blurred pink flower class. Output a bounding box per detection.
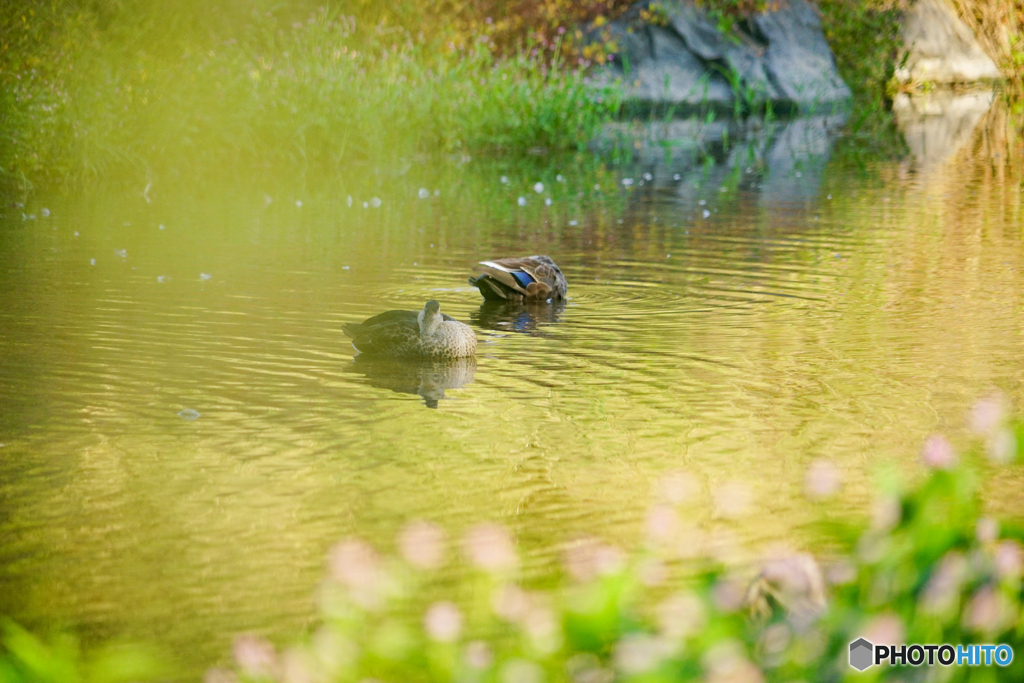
[562,536,623,582]
[399,520,446,570]
[995,541,1024,580]
[281,648,313,683]
[825,559,857,586]
[760,622,791,656]
[656,591,705,640]
[712,481,753,518]
[964,586,1011,633]
[659,470,699,504]
[523,604,561,653]
[970,393,1006,435]
[464,640,493,670]
[805,459,842,498]
[329,538,384,609]
[712,577,747,613]
[674,525,706,559]
[976,517,1000,544]
[756,552,827,619]
[921,435,956,470]
[702,640,763,683]
[424,601,463,642]
[645,504,679,544]
[462,523,518,572]
[492,584,531,622]
[859,613,903,647]
[870,496,901,531]
[920,552,967,615]
[233,635,277,679]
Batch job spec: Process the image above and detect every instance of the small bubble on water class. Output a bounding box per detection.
[200,273,213,280]
[622,178,634,187]
[26,214,35,220]
[533,182,544,193]
[594,184,600,190]
[41,208,50,217]
[363,202,369,208]
[544,198,552,206]
[827,194,832,200]
[517,196,527,206]
[369,197,382,208]
[158,224,166,230]
[157,276,167,283]
[698,200,706,205]
[342,265,350,270]
[418,188,430,199]
[90,258,96,265]
[178,408,201,421]
[569,220,578,226]
[434,189,440,196]
[795,171,802,178]
[643,173,653,181]
[295,200,303,208]
[702,210,711,218]
[556,174,565,182]
[500,175,509,184]
[263,195,272,206]
[74,231,79,237]
[347,195,353,207]
[673,174,681,180]
[666,253,671,258]
[114,249,127,257]
[123,222,131,227]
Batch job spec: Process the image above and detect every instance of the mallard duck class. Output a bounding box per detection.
[468,255,567,302]
[342,300,476,359]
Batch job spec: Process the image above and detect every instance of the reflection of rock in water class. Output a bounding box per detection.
[471,300,566,335]
[599,114,845,212]
[893,90,994,173]
[346,356,476,408]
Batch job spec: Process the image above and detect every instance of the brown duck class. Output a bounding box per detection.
[468,255,567,302]
[342,300,477,359]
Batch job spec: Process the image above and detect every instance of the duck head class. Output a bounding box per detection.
[417,300,443,337]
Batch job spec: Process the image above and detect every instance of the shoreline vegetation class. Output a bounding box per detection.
[1,1,1020,190]
[2,400,1024,682]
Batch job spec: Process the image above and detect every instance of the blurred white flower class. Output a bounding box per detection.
[424,601,463,642]
[919,551,967,615]
[462,523,518,572]
[870,495,901,531]
[281,647,314,683]
[492,584,531,622]
[398,520,446,570]
[805,459,842,498]
[711,577,746,613]
[329,538,384,609]
[921,434,956,469]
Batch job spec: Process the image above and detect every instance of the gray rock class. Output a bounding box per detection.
[754,0,852,110]
[896,0,1002,84]
[586,0,850,113]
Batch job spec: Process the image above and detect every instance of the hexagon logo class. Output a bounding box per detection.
[849,638,874,671]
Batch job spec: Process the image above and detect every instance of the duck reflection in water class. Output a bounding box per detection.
[471,299,567,335]
[344,356,477,409]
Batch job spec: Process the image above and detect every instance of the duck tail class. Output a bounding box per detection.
[468,274,514,301]
[342,322,362,339]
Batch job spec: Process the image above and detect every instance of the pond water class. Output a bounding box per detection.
[1,99,1022,676]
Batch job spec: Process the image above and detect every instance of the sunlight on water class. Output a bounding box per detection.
[1,103,1022,675]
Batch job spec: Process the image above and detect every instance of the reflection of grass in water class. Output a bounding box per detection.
[0,3,620,188]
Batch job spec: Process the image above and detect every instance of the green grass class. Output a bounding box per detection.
[0,3,620,188]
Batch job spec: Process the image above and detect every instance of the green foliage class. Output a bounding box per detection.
[0,620,162,683]
[202,417,1024,683]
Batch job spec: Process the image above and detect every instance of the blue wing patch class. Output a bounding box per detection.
[511,270,534,288]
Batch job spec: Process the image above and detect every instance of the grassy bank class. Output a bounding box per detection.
[1,0,1019,189]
